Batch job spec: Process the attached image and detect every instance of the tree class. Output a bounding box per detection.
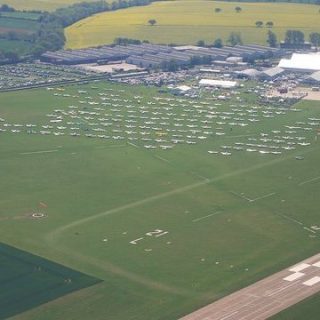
[0,4,15,12]
[197,40,206,47]
[235,6,242,13]
[267,30,277,48]
[214,8,221,13]
[285,30,305,45]
[310,32,320,47]
[160,59,179,72]
[148,19,157,26]
[266,21,274,28]
[4,51,19,63]
[255,21,263,28]
[227,32,242,46]
[213,38,223,48]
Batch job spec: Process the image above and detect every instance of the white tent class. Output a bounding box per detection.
[199,79,238,89]
[278,53,320,72]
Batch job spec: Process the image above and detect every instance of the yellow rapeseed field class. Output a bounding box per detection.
[65,0,320,49]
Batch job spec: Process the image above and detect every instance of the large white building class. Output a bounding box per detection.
[278,53,320,72]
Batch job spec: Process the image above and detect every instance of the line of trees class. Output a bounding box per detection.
[255,21,274,28]
[41,0,158,28]
[0,0,160,62]
[0,4,15,12]
[195,29,320,50]
[113,37,149,45]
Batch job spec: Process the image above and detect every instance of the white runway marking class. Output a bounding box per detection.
[303,276,320,286]
[304,227,317,234]
[155,155,170,163]
[289,263,310,273]
[299,176,320,186]
[220,311,239,320]
[128,142,139,148]
[283,272,305,282]
[47,147,318,241]
[230,191,276,202]
[250,192,276,202]
[96,144,127,149]
[277,213,304,226]
[192,211,222,223]
[20,149,58,155]
[230,191,252,202]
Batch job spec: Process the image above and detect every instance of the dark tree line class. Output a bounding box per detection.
[113,37,150,45]
[0,4,15,12]
[0,0,159,62]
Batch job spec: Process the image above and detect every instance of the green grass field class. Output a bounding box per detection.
[0,242,101,320]
[0,81,319,319]
[65,0,320,48]
[0,11,42,20]
[0,39,32,53]
[0,12,41,53]
[0,16,39,33]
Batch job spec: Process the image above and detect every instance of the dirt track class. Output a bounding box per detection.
[180,253,320,320]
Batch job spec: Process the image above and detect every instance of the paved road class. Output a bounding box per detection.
[180,253,320,320]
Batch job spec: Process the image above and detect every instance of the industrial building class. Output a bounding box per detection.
[41,44,172,65]
[259,67,285,80]
[236,68,261,79]
[41,43,283,70]
[304,71,320,85]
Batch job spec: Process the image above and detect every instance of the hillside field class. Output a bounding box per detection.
[0,0,99,11]
[0,12,41,53]
[65,0,320,48]
[0,80,319,319]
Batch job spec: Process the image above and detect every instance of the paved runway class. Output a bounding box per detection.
[180,253,320,320]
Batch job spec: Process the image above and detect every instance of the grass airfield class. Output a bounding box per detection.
[0,81,320,319]
[66,0,320,48]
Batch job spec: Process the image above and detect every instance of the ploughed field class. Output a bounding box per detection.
[0,81,320,319]
[65,0,320,48]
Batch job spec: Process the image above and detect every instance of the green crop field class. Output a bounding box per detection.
[0,242,100,320]
[0,11,42,21]
[0,16,39,33]
[65,0,320,49]
[0,81,319,319]
[0,39,32,53]
[0,12,41,53]
[0,0,99,11]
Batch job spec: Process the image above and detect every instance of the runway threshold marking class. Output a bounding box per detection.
[299,176,320,186]
[20,149,58,155]
[192,211,222,223]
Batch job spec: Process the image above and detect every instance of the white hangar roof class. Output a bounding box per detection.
[278,53,320,72]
